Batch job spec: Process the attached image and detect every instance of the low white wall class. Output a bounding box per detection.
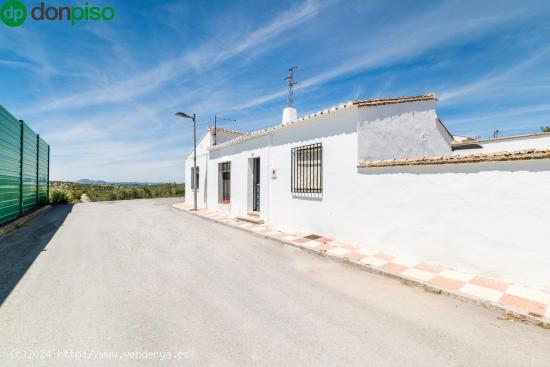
[454,134,550,155]
[354,161,550,292]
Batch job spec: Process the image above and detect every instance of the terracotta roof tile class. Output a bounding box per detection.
[353,93,436,108]
[358,149,550,168]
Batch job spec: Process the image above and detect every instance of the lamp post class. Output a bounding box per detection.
[176,112,197,211]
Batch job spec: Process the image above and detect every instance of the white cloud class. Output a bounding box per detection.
[228,3,520,112]
[446,103,550,126]
[439,47,550,103]
[26,0,322,114]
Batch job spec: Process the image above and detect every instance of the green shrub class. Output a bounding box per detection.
[49,188,70,205]
[49,182,184,202]
[69,189,82,204]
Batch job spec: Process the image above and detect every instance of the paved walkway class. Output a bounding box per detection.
[172,203,550,326]
[2,199,549,366]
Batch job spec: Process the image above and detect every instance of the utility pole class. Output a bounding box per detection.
[193,113,197,211]
[284,65,299,108]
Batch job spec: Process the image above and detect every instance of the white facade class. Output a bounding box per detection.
[186,95,550,292]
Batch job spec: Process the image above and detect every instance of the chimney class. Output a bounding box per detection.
[282,66,299,125]
[282,107,297,125]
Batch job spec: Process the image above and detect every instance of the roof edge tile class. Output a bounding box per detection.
[353,93,436,108]
[358,149,550,168]
[210,93,435,151]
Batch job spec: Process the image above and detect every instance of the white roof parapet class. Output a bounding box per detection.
[209,93,435,151]
[209,126,247,136]
[452,131,550,147]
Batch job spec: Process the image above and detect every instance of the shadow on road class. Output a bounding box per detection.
[0,204,73,306]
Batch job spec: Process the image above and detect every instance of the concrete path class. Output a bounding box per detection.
[80,193,90,203]
[0,198,549,366]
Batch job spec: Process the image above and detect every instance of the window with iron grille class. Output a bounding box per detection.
[191,166,199,190]
[291,143,322,193]
[218,162,231,202]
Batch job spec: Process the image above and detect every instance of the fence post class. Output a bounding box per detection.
[36,135,40,206]
[18,120,24,215]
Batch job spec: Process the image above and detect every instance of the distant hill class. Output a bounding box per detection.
[75,179,179,186]
[76,179,109,185]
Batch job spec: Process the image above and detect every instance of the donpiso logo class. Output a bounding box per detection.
[1,1,115,27]
[1,0,27,27]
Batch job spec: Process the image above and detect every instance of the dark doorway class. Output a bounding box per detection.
[253,157,260,212]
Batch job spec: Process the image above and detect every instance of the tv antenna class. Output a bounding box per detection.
[284,65,299,108]
[213,115,237,145]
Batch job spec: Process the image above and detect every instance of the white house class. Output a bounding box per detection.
[184,127,246,209]
[185,93,550,292]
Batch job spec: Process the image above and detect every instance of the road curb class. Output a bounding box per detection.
[172,204,550,330]
[0,205,52,238]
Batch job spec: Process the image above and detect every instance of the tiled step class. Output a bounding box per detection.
[237,215,264,224]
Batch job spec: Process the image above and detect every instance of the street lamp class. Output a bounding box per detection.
[176,112,197,211]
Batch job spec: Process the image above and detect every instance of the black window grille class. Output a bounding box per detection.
[291,143,322,193]
[219,162,231,202]
[191,166,199,190]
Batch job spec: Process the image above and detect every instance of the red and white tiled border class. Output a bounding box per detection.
[171,203,550,327]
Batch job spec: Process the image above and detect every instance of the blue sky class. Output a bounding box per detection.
[1,0,549,182]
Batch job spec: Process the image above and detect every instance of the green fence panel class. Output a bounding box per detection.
[0,105,49,225]
[0,106,22,224]
[21,123,38,213]
[38,137,49,203]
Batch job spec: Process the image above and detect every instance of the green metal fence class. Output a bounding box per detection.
[0,105,50,225]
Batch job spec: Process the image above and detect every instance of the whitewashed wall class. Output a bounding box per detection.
[358,101,451,160]
[206,105,550,292]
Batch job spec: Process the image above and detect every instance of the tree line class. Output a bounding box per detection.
[49,182,184,204]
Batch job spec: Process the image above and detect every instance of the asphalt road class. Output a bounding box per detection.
[1,198,549,366]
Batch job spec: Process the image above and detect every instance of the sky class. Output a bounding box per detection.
[1,0,550,182]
